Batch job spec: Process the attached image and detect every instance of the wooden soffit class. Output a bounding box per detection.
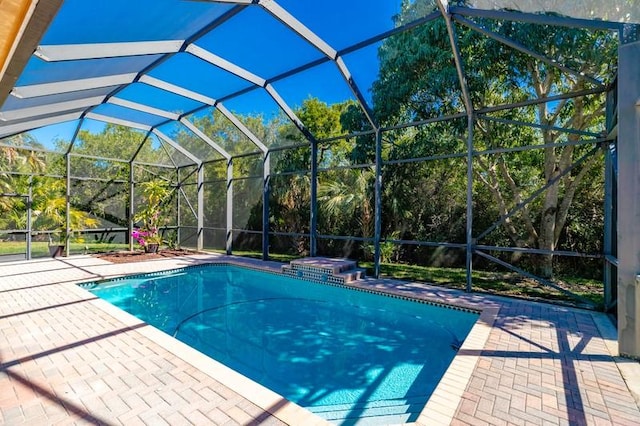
[0,0,63,107]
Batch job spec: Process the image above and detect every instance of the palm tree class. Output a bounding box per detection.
[318,168,375,240]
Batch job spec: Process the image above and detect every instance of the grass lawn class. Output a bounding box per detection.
[208,249,603,309]
[358,261,604,310]
[0,241,128,258]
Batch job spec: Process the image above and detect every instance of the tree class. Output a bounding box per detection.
[132,180,173,251]
[493,22,615,276]
[269,98,359,254]
[73,124,146,166]
[67,125,144,227]
[275,97,357,171]
[371,2,616,276]
[0,136,47,231]
[318,168,375,239]
[30,177,99,246]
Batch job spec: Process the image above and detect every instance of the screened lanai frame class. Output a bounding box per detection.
[1,1,639,356]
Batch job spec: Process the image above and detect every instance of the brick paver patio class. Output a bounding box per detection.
[1,254,639,425]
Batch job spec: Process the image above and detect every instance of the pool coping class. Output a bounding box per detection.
[67,281,326,425]
[67,257,327,425]
[71,256,497,426]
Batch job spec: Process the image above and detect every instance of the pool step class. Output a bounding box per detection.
[307,397,425,424]
[281,257,366,284]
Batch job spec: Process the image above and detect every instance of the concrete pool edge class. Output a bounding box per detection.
[70,255,498,425]
[415,306,499,425]
[68,278,330,426]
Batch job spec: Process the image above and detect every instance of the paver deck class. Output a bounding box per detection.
[1,254,639,425]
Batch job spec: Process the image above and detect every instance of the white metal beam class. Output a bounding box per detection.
[335,56,377,129]
[34,40,184,61]
[199,0,253,3]
[0,111,82,138]
[264,83,308,137]
[85,112,152,132]
[186,44,266,87]
[179,117,231,160]
[11,73,138,98]
[259,0,336,59]
[216,102,268,152]
[259,0,377,131]
[108,97,179,120]
[0,95,105,121]
[141,76,272,156]
[139,75,216,105]
[152,129,201,165]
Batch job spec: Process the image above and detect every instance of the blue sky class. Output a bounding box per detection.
[8,0,417,151]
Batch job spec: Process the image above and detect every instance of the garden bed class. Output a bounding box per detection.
[94,248,199,263]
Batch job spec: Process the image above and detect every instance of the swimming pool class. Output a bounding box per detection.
[85,264,479,424]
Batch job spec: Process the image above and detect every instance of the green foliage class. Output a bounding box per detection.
[164,229,179,250]
[0,139,48,215]
[133,180,173,246]
[0,135,47,174]
[0,5,616,288]
[373,16,469,123]
[364,231,401,263]
[318,168,375,239]
[190,108,263,156]
[0,140,85,243]
[367,8,617,277]
[273,98,357,172]
[267,99,365,255]
[73,125,145,170]
[63,125,142,228]
[28,177,99,244]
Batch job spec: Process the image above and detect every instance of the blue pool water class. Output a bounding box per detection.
[85,265,478,424]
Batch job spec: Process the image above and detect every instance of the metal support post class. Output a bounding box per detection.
[26,177,32,260]
[310,140,318,257]
[197,165,204,251]
[603,87,616,311]
[176,168,181,246]
[374,129,383,278]
[262,151,270,260]
[65,154,71,257]
[129,162,135,251]
[438,0,475,292]
[465,114,474,292]
[603,145,615,310]
[226,159,233,254]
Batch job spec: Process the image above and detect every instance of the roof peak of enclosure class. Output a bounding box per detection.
[0,0,634,166]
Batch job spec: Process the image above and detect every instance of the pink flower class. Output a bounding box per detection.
[131,228,150,246]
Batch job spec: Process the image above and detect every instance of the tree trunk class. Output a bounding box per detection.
[538,205,557,278]
[539,144,557,279]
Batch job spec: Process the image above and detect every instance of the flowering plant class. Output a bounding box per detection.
[132,180,171,250]
[131,228,161,247]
